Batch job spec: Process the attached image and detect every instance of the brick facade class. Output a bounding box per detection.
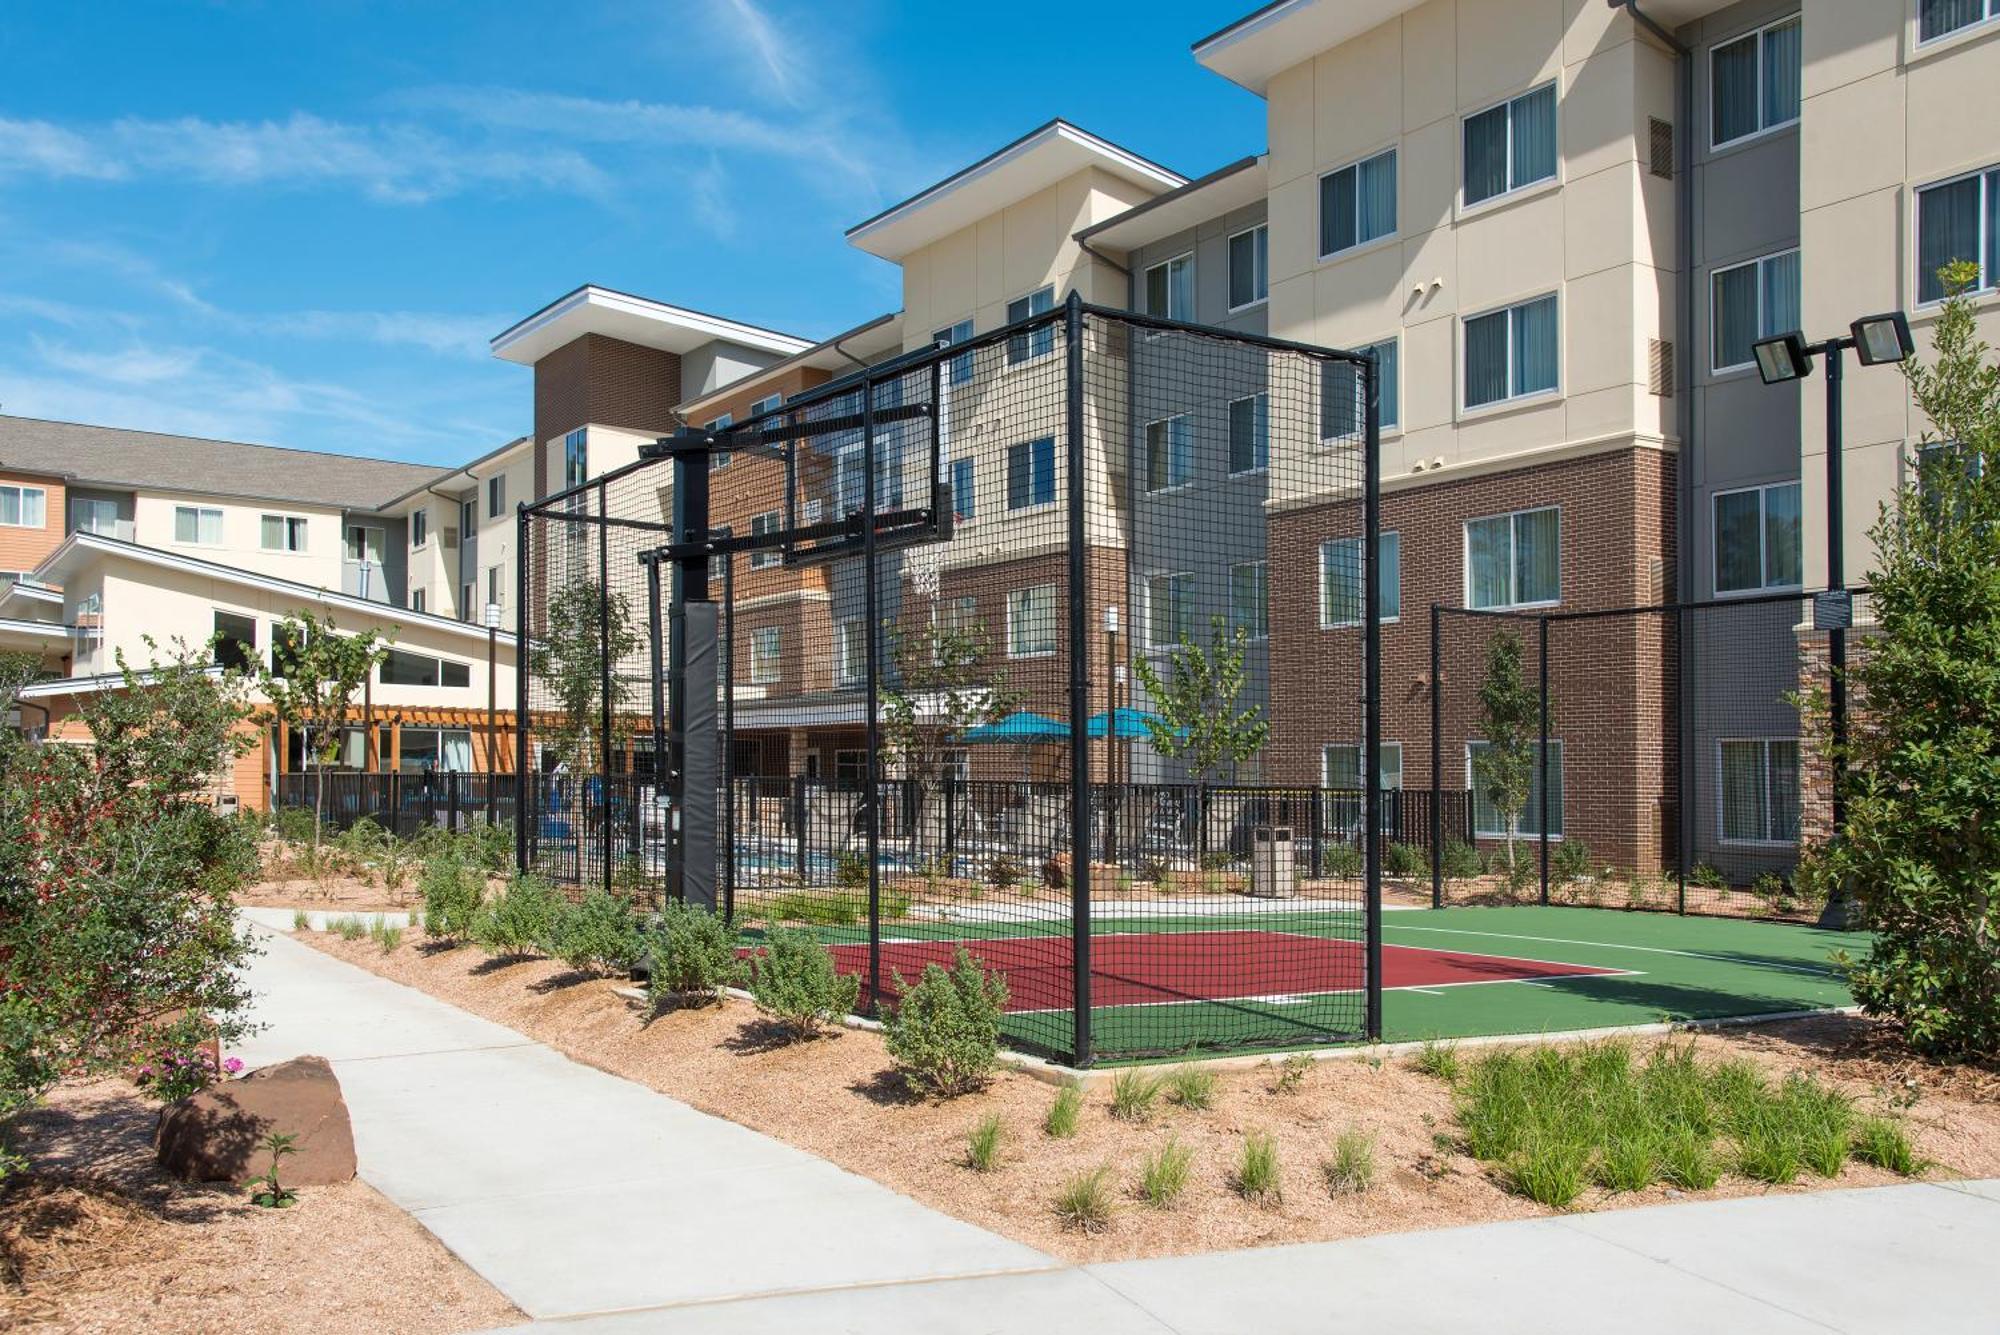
[531,334,683,499]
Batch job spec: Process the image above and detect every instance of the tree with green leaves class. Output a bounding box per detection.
[1799,261,2000,1060]
[0,650,47,731]
[1133,615,1268,784]
[1,639,262,1184]
[882,611,1019,861]
[256,611,388,858]
[527,579,640,771]
[1471,629,1541,871]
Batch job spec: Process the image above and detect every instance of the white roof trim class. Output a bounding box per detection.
[491,285,813,366]
[21,664,226,701]
[0,616,73,641]
[1193,0,1426,95]
[34,533,519,650]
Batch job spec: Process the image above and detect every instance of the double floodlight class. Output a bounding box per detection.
[1753,312,1913,385]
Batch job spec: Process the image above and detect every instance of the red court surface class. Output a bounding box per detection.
[824,930,1623,1013]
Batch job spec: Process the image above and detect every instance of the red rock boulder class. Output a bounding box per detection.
[156,1055,356,1186]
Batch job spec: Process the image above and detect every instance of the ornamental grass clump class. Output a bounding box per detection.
[965,1113,1004,1173]
[1138,1136,1193,1208]
[1164,1065,1216,1111]
[1323,1126,1377,1196]
[748,926,860,1040]
[1043,1084,1083,1138]
[1053,1165,1115,1233]
[1233,1130,1281,1204]
[882,948,1009,1098]
[1109,1070,1163,1123]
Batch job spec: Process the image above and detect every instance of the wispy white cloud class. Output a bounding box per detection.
[715,0,807,108]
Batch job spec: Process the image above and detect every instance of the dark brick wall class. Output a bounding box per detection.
[532,334,683,499]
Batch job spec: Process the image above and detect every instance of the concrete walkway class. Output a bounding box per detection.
[238,925,2000,1335]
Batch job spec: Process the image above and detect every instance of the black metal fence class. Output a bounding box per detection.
[519,298,1383,1063]
[273,771,516,838]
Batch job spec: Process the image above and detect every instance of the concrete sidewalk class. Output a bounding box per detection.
[233,926,1051,1322]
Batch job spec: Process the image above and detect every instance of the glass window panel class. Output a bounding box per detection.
[1511,296,1559,396]
[1230,562,1268,639]
[1229,394,1268,473]
[1761,250,1801,341]
[1918,176,1982,303]
[1464,309,1511,408]
[1714,489,1765,592]
[1760,19,1801,131]
[381,647,442,686]
[1373,338,1400,429]
[1356,150,1397,244]
[1321,165,1358,254]
[1379,531,1402,620]
[1764,483,1802,586]
[1466,516,1510,608]
[1510,85,1558,187]
[1720,740,1769,841]
[1514,507,1560,604]
[1006,287,1054,363]
[1471,741,1563,836]
[1712,32,1759,144]
[176,506,198,543]
[1922,0,1987,40]
[1463,104,1509,205]
[1320,538,1361,626]
[1321,360,1360,438]
[950,457,975,521]
[1768,741,1801,841]
[1713,262,1759,368]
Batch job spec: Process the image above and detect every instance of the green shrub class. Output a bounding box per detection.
[883,948,1009,1098]
[1233,1131,1281,1204]
[646,901,744,1005]
[1851,1115,1925,1176]
[1322,842,1363,878]
[1598,1121,1663,1193]
[1164,1065,1216,1111]
[1043,1084,1082,1138]
[1440,839,1482,883]
[748,926,860,1039]
[549,889,642,976]
[376,923,404,953]
[1323,1126,1376,1195]
[1690,862,1726,890]
[1053,1165,1115,1233]
[1508,1132,1591,1208]
[1751,871,1798,917]
[471,872,564,958]
[965,1113,1003,1173]
[1550,838,1593,886]
[987,852,1021,891]
[1109,1070,1162,1123]
[1411,1039,1461,1083]
[1384,841,1427,880]
[272,806,319,847]
[1269,1053,1313,1095]
[761,885,913,927]
[1138,1136,1193,1208]
[1661,1127,1720,1189]
[420,843,483,944]
[833,849,867,890]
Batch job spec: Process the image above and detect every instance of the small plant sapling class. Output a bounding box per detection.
[247,1132,300,1208]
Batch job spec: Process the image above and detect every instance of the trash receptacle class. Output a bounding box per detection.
[1249,825,1295,899]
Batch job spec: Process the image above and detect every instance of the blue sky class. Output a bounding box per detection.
[0,1,1265,467]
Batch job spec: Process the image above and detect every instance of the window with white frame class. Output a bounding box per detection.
[1007,583,1057,658]
[1144,415,1194,492]
[1470,740,1563,837]
[397,727,474,773]
[1321,339,1400,437]
[1146,572,1195,649]
[836,620,866,684]
[1915,166,1999,303]
[412,507,429,548]
[1713,482,1802,593]
[1719,738,1799,843]
[1228,392,1269,474]
[174,505,224,546]
[1321,148,1398,255]
[1712,249,1800,371]
[380,646,471,688]
[950,456,976,522]
[411,588,426,614]
[70,497,119,535]
[1006,286,1055,364]
[260,514,308,552]
[1463,295,1558,409]
[750,626,781,684]
[1228,224,1269,308]
[749,510,782,569]
[486,563,503,609]
[751,393,782,418]
[562,427,588,489]
[1711,15,1800,148]
[1007,437,1055,510]
[1463,84,1557,206]
[1320,533,1401,627]
[933,318,976,386]
[1143,253,1194,321]
[461,582,476,620]
[1230,562,1268,640]
[1465,507,1559,609]
[707,414,733,470]
[1921,0,1999,42]
[0,484,46,529]
[488,474,506,518]
[345,524,383,565]
[1323,742,1403,791]
[461,498,476,536]
[934,595,978,664]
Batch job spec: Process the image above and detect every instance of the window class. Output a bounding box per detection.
[1711,16,1800,148]
[380,646,470,688]
[1921,0,1999,42]
[345,524,384,565]
[562,428,588,489]
[487,474,506,517]
[460,583,476,620]
[260,514,308,552]
[933,318,975,385]
[836,620,866,684]
[71,497,119,535]
[1144,415,1194,492]
[1918,440,1987,518]
[950,457,976,522]
[1143,253,1194,321]
[1230,562,1269,640]
[1915,167,1999,303]
[1463,84,1557,206]
[934,595,978,662]
[460,499,476,536]
[750,627,781,684]
[749,511,782,569]
[1006,285,1055,365]
[1323,742,1404,792]
[1229,224,1269,309]
[1463,295,1559,409]
[411,588,426,614]
[486,564,504,609]
[174,505,223,546]
[1320,532,1402,627]
[1713,482,1802,593]
[0,485,46,529]
[397,727,474,773]
[1322,339,1401,437]
[1146,572,1195,648]
[1720,739,1800,843]
[1321,149,1398,255]
[1466,507,1560,609]
[751,394,782,418]
[1229,393,1269,474]
[1007,437,1056,510]
[412,508,429,548]
[212,610,257,672]
[707,415,733,470]
[1006,584,1056,658]
[1470,741,1564,837]
[834,749,866,787]
[1712,249,1801,371]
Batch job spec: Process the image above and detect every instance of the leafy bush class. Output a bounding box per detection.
[136,1040,243,1105]
[1690,862,1726,890]
[462,819,515,875]
[1751,871,1798,918]
[1440,839,1482,884]
[1550,838,1593,887]
[1322,842,1362,878]
[1269,1053,1312,1095]
[420,843,484,944]
[1384,841,1427,880]
[1109,1070,1162,1123]
[1043,1084,1082,1138]
[550,889,643,976]
[1164,1065,1216,1111]
[833,849,867,891]
[645,901,744,1006]
[272,806,319,847]
[1323,1126,1376,1195]
[1053,1165,1115,1233]
[471,872,564,958]
[747,926,860,1039]
[1233,1131,1281,1203]
[987,852,1021,891]
[882,948,1009,1098]
[1138,1136,1193,1208]
[965,1113,1003,1173]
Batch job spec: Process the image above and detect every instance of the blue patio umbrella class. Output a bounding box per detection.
[1086,707,1185,740]
[963,710,1070,743]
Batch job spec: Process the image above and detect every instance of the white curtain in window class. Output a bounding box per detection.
[1466,517,1510,608]
[1760,20,1801,130]
[1356,151,1396,243]
[1510,86,1557,187]
[1760,250,1800,340]
[1720,740,1768,841]
[1463,106,1508,204]
[1713,263,1759,368]
[441,730,473,772]
[1511,296,1559,396]
[1514,508,1559,603]
[1711,35,1759,143]
[1464,310,1511,407]
[1768,741,1800,840]
[1917,176,1983,303]
[1922,0,1986,40]
[1763,483,1803,586]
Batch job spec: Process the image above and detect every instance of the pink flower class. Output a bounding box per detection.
[223,1058,244,1075]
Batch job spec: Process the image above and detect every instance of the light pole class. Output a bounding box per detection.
[1104,604,1120,865]
[484,600,503,826]
[1751,311,1913,842]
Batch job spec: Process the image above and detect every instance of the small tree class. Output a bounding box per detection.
[0,650,46,727]
[1133,614,1268,782]
[1800,262,2000,1060]
[1471,630,1541,870]
[882,612,1019,861]
[527,579,640,771]
[257,612,387,859]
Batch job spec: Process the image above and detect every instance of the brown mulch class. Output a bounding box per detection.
[298,929,1999,1265]
[1,1080,521,1334]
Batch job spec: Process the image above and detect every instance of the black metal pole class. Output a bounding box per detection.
[487,621,498,827]
[1538,615,1551,906]
[1362,348,1383,1042]
[721,537,736,924]
[1429,603,1443,909]
[1064,291,1094,1067]
[598,478,614,897]
[1677,602,1690,915]
[644,552,667,908]
[1824,341,1848,841]
[514,502,531,874]
[861,380,884,1015]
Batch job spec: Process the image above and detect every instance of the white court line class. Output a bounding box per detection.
[1379,924,1842,978]
[1007,969,1644,1015]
